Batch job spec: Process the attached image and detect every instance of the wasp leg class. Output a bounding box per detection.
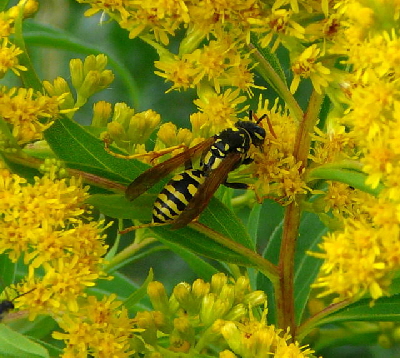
[223,181,256,190]
[104,136,187,163]
[119,221,168,235]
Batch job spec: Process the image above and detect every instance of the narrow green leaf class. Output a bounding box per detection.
[149,204,254,268]
[86,194,154,220]
[149,232,219,281]
[247,204,262,244]
[44,116,147,185]
[321,295,400,325]
[123,269,154,309]
[0,255,16,289]
[0,324,49,358]
[294,212,327,325]
[198,199,254,251]
[250,34,287,85]
[307,166,384,196]
[88,272,143,304]
[9,315,57,339]
[12,7,42,91]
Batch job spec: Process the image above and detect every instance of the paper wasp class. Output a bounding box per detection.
[121,111,267,233]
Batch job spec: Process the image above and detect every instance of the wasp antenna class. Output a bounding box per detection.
[14,287,36,300]
[252,111,277,140]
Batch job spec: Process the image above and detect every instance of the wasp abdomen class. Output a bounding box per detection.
[152,169,206,224]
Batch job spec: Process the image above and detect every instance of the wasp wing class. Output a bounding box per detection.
[126,138,215,201]
[171,152,242,229]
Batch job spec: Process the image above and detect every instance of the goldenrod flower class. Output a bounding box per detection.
[0,12,15,38]
[0,86,64,145]
[0,165,110,320]
[290,44,332,94]
[0,38,27,78]
[253,100,309,204]
[193,88,248,136]
[53,294,135,358]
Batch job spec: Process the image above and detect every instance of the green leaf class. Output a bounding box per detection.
[88,271,141,303]
[86,194,154,220]
[22,21,139,107]
[9,315,57,339]
[0,255,16,289]
[247,204,262,244]
[198,198,254,251]
[147,201,254,268]
[44,116,147,186]
[123,269,154,309]
[307,165,384,196]
[250,34,287,86]
[294,212,327,325]
[0,324,49,358]
[149,231,219,281]
[12,8,42,91]
[321,294,400,325]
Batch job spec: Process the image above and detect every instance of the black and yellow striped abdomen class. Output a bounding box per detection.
[152,169,206,224]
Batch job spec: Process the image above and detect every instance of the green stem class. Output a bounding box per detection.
[191,222,280,285]
[247,43,303,122]
[105,237,157,273]
[276,90,324,337]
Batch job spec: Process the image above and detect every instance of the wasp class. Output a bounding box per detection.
[121,111,267,233]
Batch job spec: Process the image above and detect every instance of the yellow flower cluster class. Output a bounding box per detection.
[253,100,309,204]
[307,0,400,302]
[53,295,135,358]
[79,0,340,145]
[132,273,315,357]
[0,164,109,319]
[0,86,65,145]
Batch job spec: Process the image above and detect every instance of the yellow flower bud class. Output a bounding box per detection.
[224,303,247,322]
[112,102,135,128]
[9,1,39,18]
[210,273,228,295]
[157,122,178,147]
[127,109,160,144]
[92,101,112,127]
[76,70,114,106]
[219,350,238,358]
[147,281,170,315]
[176,128,193,146]
[191,278,210,301]
[70,58,84,90]
[243,290,267,307]
[84,54,108,73]
[200,293,230,326]
[172,282,194,312]
[21,0,38,18]
[190,112,211,137]
[107,121,126,141]
[220,322,242,353]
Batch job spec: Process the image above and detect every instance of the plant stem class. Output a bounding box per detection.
[248,43,303,123]
[276,90,324,338]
